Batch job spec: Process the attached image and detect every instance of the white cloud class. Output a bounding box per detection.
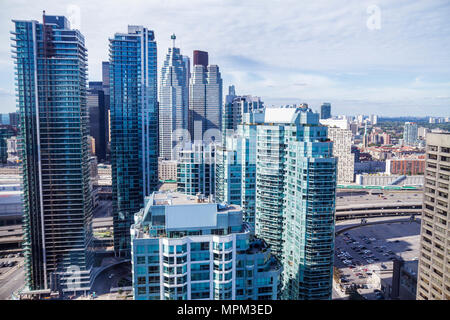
[0,0,449,116]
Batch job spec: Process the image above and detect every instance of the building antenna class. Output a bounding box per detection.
[171,34,176,47]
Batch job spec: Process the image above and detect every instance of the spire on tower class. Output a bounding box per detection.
[171,34,176,47]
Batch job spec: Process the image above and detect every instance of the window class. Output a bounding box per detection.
[136,256,146,265]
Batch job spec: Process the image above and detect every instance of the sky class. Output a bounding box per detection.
[1,0,449,117]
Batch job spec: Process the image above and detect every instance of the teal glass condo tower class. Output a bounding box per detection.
[130,191,281,300]
[110,26,158,256]
[281,109,336,300]
[221,105,337,299]
[11,14,93,293]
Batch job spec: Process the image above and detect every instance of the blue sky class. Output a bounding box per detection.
[1,0,449,116]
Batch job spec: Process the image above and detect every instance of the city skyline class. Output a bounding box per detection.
[0,1,449,116]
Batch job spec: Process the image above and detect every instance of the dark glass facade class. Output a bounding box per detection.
[110,26,158,256]
[12,15,93,292]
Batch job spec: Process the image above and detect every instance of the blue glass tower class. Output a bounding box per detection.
[109,26,158,256]
[11,14,93,293]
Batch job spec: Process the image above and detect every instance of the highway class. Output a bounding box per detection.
[0,263,24,299]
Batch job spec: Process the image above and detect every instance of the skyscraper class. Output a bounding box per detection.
[87,81,108,162]
[242,105,336,299]
[222,93,263,138]
[193,50,208,68]
[416,133,450,300]
[159,34,189,160]
[177,142,216,197]
[189,51,223,144]
[320,102,331,119]
[403,122,419,147]
[12,14,94,293]
[130,191,281,300]
[216,111,259,229]
[110,25,159,256]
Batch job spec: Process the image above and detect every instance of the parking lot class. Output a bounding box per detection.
[334,218,421,300]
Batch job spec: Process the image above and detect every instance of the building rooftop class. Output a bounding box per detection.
[132,191,244,239]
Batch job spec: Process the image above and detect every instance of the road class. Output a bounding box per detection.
[93,200,112,219]
[91,262,131,296]
[0,264,24,299]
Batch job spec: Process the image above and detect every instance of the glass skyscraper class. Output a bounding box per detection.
[109,25,158,256]
[11,14,94,293]
[281,108,336,300]
[189,52,223,143]
[177,142,216,197]
[159,35,189,160]
[219,105,337,299]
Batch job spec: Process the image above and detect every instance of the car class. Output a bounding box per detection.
[374,289,381,293]
[381,264,387,269]
[373,257,379,261]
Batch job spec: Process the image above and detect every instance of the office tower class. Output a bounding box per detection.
[87,82,108,162]
[110,25,159,256]
[403,122,419,147]
[370,114,378,125]
[327,127,354,183]
[177,142,216,197]
[101,61,111,159]
[320,102,331,119]
[12,14,93,293]
[189,51,223,143]
[130,191,281,300]
[222,94,264,138]
[159,34,189,160]
[216,112,259,228]
[102,61,110,96]
[0,126,16,164]
[357,114,364,125]
[193,50,208,68]
[416,133,450,300]
[9,112,19,128]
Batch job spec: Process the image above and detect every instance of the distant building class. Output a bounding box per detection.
[327,127,354,183]
[320,102,331,119]
[130,191,281,300]
[87,82,108,162]
[417,133,450,300]
[222,93,264,138]
[189,51,223,143]
[159,34,189,160]
[385,157,425,175]
[158,159,177,182]
[177,142,216,197]
[403,122,418,147]
[319,118,349,130]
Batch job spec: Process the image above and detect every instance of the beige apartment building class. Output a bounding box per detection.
[417,133,450,300]
[327,127,354,184]
[158,158,177,182]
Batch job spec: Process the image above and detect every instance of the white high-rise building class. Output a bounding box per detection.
[159,34,189,160]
